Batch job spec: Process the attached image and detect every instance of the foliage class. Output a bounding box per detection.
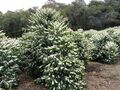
[0,1,120,89]
[106,27,120,47]
[86,29,119,64]
[0,0,119,37]
[0,33,20,89]
[20,8,85,90]
[18,32,37,70]
[1,10,31,38]
[72,30,92,66]
[0,31,5,39]
[43,0,120,30]
[102,41,118,63]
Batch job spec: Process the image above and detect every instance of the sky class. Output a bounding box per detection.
[0,0,103,13]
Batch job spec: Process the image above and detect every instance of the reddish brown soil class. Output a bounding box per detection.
[86,61,120,90]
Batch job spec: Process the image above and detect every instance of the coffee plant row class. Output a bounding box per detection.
[0,8,120,90]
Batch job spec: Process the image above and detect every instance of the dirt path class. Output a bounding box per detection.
[86,61,120,90]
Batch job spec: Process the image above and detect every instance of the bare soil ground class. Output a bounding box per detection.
[86,61,120,90]
[15,73,47,90]
[15,61,120,90]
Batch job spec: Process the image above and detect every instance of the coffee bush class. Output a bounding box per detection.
[0,36,20,89]
[102,41,119,63]
[89,30,119,63]
[21,8,85,90]
[107,27,120,50]
[72,30,92,66]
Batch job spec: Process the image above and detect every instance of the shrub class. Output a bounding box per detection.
[0,37,20,89]
[0,31,5,39]
[102,41,119,63]
[89,31,119,63]
[20,8,85,90]
[18,32,37,70]
[107,27,120,50]
[72,30,92,66]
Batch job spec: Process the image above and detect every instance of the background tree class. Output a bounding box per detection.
[0,12,3,30]
[0,0,120,38]
[41,0,120,30]
[2,10,31,38]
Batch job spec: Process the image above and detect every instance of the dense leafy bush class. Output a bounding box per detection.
[20,8,85,90]
[72,30,93,66]
[0,34,20,89]
[87,30,119,63]
[102,41,119,63]
[18,32,37,70]
[107,27,120,49]
[83,29,98,39]
[0,7,119,90]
